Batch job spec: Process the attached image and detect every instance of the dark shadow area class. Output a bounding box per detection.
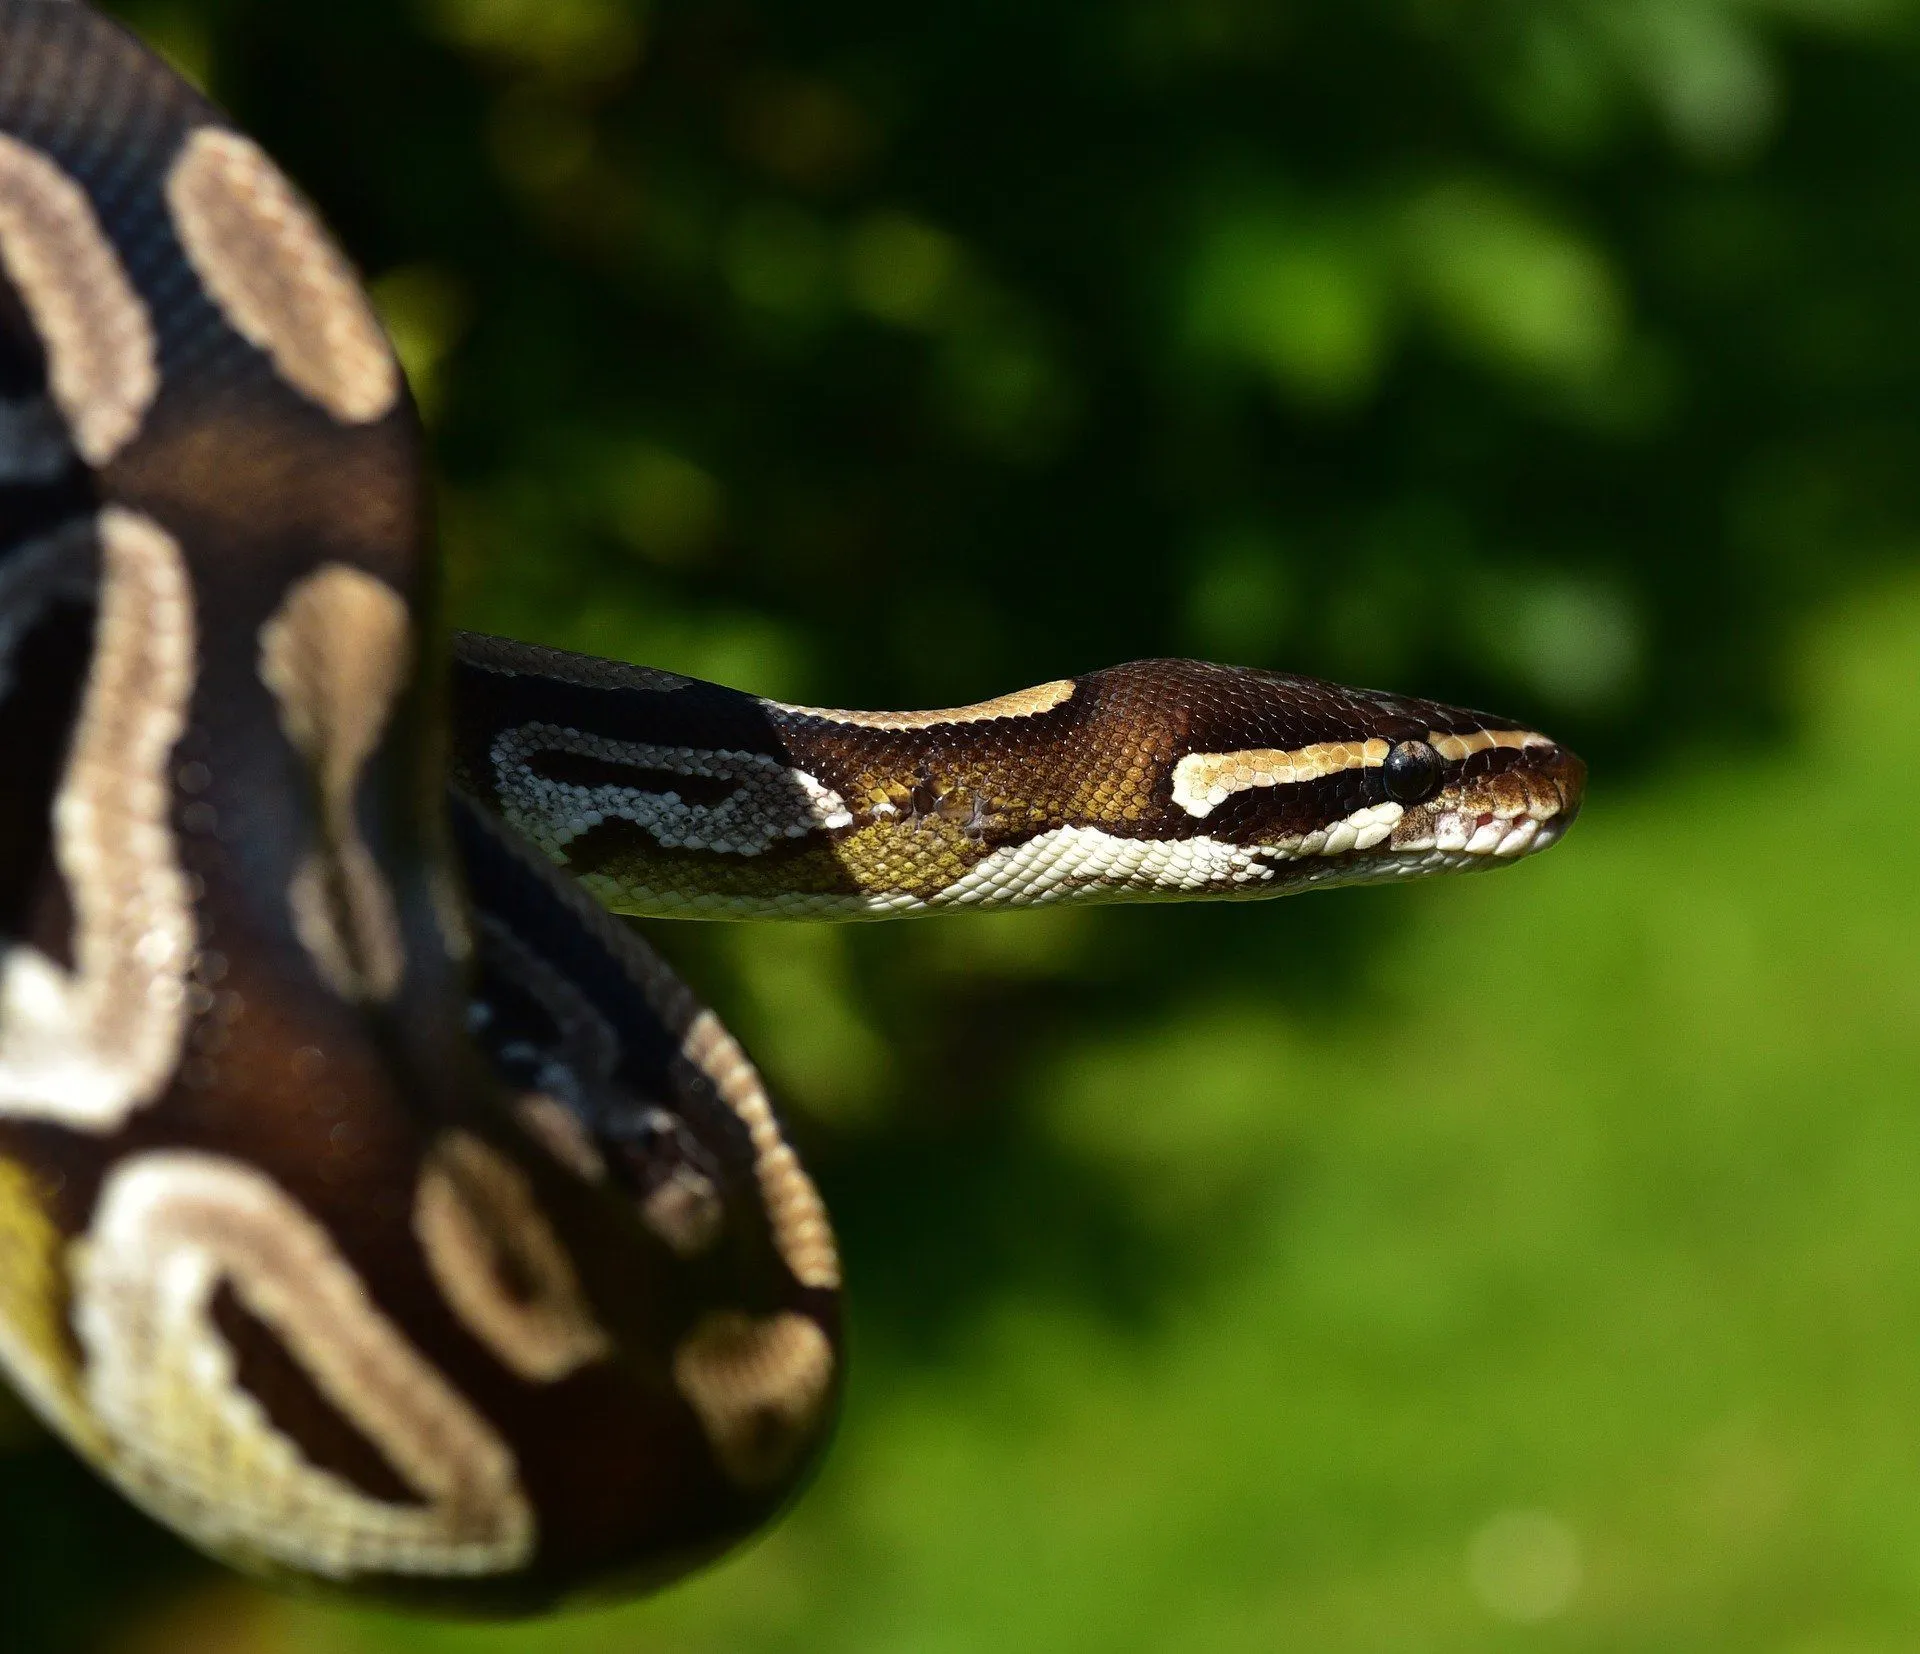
[0,1438,211,1654]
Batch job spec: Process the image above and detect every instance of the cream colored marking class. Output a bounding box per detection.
[0,511,195,1130]
[514,1094,606,1183]
[259,564,410,1001]
[167,127,398,423]
[773,677,1076,730]
[0,135,157,464]
[415,1131,611,1384]
[642,1166,725,1260]
[681,1011,840,1290]
[0,1156,106,1454]
[285,865,359,999]
[926,804,1412,909]
[75,1152,533,1579]
[492,722,854,861]
[1426,728,1553,763]
[1171,739,1389,819]
[933,824,1282,909]
[673,1311,835,1488]
[1314,800,1406,856]
[570,839,1286,919]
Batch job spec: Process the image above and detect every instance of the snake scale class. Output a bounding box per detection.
[0,0,1586,1616]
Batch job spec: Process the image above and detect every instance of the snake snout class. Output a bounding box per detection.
[1468,739,1586,859]
[1384,733,1586,864]
[1529,741,1588,831]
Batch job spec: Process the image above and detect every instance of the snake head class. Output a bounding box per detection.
[1139,661,1587,897]
[1378,726,1587,870]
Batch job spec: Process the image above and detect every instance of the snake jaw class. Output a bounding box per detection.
[1237,733,1586,895]
[1387,741,1585,864]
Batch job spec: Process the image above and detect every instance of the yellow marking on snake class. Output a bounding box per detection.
[0,134,156,464]
[166,128,399,424]
[0,1157,104,1454]
[75,1151,534,1580]
[259,564,410,1001]
[0,510,196,1130]
[415,1131,611,1384]
[1426,728,1553,762]
[673,1311,835,1488]
[774,678,1076,729]
[1171,739,1390,819]
[680,1010,840,1290]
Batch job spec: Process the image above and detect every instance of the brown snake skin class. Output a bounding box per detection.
[454,635,1585,919]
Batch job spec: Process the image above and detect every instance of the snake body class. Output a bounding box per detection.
[0,0,1585,1615]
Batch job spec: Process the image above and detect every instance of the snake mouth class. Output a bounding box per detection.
[1388,742,1586,862]
[1251,740,1584,897]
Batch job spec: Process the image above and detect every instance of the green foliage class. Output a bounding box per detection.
[12,0,1920,1648]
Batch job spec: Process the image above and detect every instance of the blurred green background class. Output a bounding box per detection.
[8,0,1920,1648]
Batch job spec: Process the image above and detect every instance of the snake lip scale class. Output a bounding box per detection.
[0,0,1586,1617]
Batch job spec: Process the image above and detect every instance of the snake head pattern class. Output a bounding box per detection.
[0,0,1584,1618]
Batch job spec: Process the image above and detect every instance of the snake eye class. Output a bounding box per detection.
[1381,739,1443,804]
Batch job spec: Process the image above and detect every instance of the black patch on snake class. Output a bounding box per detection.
[523,751,742,810]
[472,917,728,1225]
[451,640,790,780]
[472,919,623,1116]
[1200,769,1385,843]
[454,799,777,1278]
[1454,744,1540,784]
[596,1107,726,1221]
[539,819,790,877]
[0,268,42,399]
[209,1281,423,1509]
[0,534,97,968]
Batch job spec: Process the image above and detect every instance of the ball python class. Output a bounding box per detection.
[0,0,1587,1617]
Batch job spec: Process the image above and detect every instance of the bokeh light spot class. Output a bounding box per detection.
[846,212,962,328]
[1468,1508,1583,1623]
[1406,180,1625,385]
[604,443,723,565]
[422,0,643,79]
[368,265,471,425]
[1188,215,1390,406]
[724,202,834,317]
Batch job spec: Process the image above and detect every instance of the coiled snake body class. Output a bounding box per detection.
[0,1,1586,1615]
